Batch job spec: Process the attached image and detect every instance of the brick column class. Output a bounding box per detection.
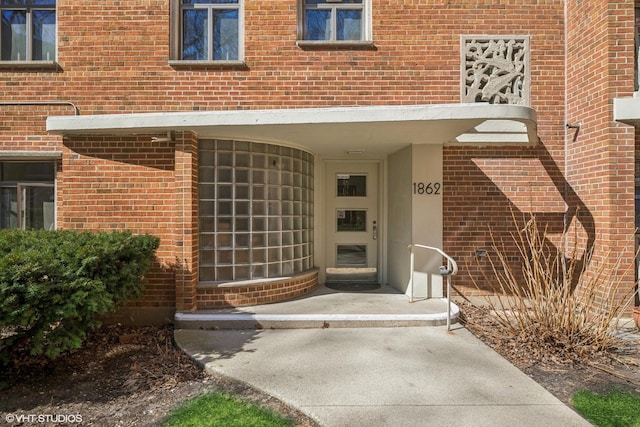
[175,131,199,311]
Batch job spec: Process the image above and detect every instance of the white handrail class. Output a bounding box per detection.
[407,244,458,331]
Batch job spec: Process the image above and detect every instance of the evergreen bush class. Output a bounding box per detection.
[0,230,160,361]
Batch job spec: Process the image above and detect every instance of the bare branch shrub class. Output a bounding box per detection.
[464,213,638,364]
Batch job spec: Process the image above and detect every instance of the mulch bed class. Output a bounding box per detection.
[0,324,318,427]
[459,302,640,407]
[1,308,639,426]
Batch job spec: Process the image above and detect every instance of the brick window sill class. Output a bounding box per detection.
[0,60,58,70]
[296,40,376,50]
[169,60,248,70]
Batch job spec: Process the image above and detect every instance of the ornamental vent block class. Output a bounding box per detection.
[461,36,530,106]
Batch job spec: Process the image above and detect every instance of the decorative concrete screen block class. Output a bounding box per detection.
[461,36,530,106]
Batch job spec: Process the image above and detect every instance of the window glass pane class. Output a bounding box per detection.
[216,267,232,281]
[32,9,55,60]
[217,167,232,182]
[0,187,17,228]
[305,0,362,4]
[217,184,232,199]
[305,9,330,40]
[337,9,361,41]
[217,217,232,232]
[337,174,366,197]
[337,245,367,267]
[23,186,54,230]
[1,162,54,181]
[1,1,56,6]
[1,10,26,60]
[183,0,237,4]
[183,9,208,60]
[337,210,366,232]
[213,9,238,60]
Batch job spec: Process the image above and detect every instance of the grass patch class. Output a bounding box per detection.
[163,390,294,427]
[573,389,640,427]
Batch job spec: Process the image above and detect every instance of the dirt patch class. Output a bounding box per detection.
[0,324,318,427]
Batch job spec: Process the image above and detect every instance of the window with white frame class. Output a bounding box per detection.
[299,0,370,42]
[0,0,56,61]
[177,0,243,61]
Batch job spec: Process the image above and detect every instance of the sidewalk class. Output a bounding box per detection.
[175,324,591,427]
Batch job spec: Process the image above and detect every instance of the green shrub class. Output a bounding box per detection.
[0,229,160,361]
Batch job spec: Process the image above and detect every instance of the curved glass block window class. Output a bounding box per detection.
[199,140,314,282]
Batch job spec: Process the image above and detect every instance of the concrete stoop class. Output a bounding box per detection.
[175,284,460,330]
[174,302,459,330]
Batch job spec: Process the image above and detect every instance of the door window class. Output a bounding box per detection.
[337,174,366,197]
[336,209,366,232]
[336,244,367,267]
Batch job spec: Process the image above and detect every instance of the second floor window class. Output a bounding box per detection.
[180,0,242,61]
[0,0,56,61]
[303,0,365,41]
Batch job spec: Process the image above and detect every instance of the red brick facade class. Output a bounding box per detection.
[1,0,638,322]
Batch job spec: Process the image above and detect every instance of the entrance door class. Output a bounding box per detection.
[325,162,378,282]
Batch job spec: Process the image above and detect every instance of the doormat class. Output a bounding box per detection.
[325,282,381,292]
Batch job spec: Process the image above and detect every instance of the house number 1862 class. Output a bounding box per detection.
[412,182,441,195]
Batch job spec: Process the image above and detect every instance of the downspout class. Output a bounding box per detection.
[564,0,570,238]
[0,101,80,115]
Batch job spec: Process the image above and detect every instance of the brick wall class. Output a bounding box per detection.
[3,1,567,114]
[565,0,637,308]
[197,270,319,308]
[59,135,177,315]
[3,1,634,314]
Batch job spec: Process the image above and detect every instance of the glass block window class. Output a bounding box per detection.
[199,140,314,282]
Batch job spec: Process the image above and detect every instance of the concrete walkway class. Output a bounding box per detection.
[175,324,591,426]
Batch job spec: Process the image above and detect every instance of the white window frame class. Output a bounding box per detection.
[170,0,244,65]
[297,0,372,44]
[0,0,56,63]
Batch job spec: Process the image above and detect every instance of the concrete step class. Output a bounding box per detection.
[174,307,459,330]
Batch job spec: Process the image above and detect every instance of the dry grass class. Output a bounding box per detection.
[464,213,639,364]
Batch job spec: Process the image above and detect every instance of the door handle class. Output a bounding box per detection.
[372,221,377,240]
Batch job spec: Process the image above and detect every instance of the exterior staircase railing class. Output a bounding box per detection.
[408,244,459,331]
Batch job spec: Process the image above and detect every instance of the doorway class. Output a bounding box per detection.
[324,161,379,283]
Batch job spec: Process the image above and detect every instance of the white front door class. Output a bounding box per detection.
[325,161,379,282]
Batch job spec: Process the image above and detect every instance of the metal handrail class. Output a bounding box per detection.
[408,244,458,331]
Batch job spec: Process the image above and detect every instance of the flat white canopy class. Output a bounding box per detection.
[614,97,640,126]
[47,103,538,156]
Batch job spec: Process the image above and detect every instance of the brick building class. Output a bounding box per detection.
[1,0,638,323]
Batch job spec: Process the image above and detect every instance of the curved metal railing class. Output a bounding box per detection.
[407,244,459,331]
